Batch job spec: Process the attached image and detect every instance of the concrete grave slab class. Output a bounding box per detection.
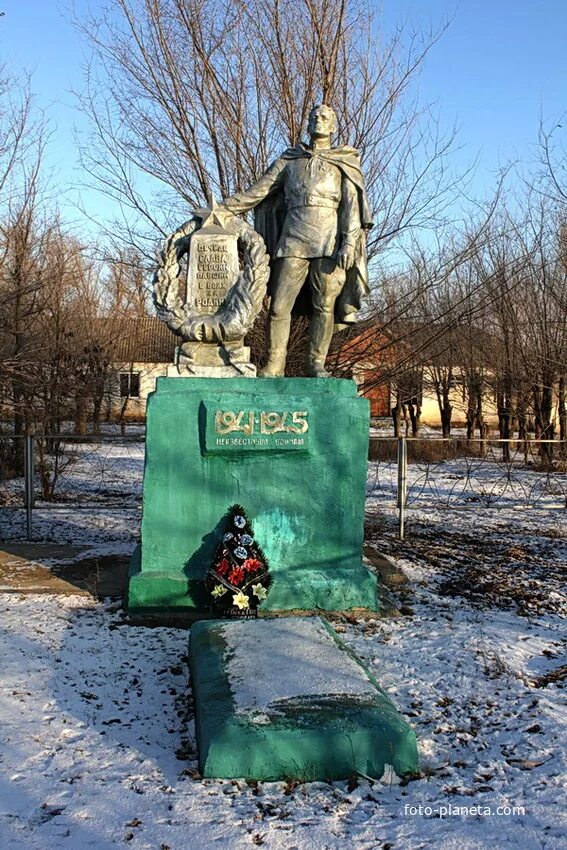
[190,616,418,781]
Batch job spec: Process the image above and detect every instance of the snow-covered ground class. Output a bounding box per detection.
[1,563,565,848]
[0,442,566,848]
[0,438,143,548]
[1,436,566,542]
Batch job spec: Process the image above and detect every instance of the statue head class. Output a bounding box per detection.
[308,104,338,139]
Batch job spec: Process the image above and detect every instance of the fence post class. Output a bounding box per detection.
[397,436,407,539]
[24,432,34,541]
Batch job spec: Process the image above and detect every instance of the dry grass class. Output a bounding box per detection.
[368,438,484,463]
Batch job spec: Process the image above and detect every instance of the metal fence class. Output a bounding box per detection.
[0,432,565,541]
[368,436,567,537]
[0,433,145,539]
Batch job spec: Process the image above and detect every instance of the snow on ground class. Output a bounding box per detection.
[0,438,143,549]
[2,442,566,548]
[0,442,566,848]
[1,539,565,848]
[1,568,565,848]
[0,507,140,553]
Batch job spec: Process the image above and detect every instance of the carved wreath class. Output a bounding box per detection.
[153,215,270,343]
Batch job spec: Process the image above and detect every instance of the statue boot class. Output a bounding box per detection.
[306,309,334,378]
[259,315,290,377]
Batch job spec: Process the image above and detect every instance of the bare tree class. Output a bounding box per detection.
[0,71,48,422]
[74,0,460,262]
[537,117,567,208]
[0,182,49,450]
[467,192,567,466]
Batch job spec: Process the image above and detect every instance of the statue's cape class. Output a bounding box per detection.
[253,144,373,327]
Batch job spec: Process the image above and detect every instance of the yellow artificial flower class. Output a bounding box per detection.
[232,590,250,610]
[212,584,227,598]
[252,583,268,601]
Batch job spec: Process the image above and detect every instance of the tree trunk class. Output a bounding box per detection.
[498,399,511,462]
[440,400,452,438]
[92,395,102,436]
[119,395,131,437]
[516,392,530,465]
[391,400,402,438]
[466,379,476,441]
[497,375,513,462]
[12,379,26,474]
[533,385,543,440]
[433,368,453,439]
[74,395,88,436]
[559,376,566,459]
[535,382,555,468]
[407,399,421,437]
[469,374,487,452]
[480,420,490,456]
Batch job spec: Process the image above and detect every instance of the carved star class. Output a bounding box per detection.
[192,199,234,229]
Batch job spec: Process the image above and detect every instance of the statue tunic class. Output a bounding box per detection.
[223,152,361,260]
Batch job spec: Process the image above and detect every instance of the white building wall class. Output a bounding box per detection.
[108,362,170,419]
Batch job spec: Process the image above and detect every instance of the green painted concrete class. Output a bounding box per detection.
[127,377,377,613]
[190,617,419,781]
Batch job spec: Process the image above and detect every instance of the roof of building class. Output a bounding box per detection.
[331,317,499,369]
[95,316,178,363]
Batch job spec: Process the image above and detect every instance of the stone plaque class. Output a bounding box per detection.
[186,229,239,315]
[153,207,270,376]
[204,403,310,453]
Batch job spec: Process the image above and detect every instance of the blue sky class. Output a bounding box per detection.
[380,1,567,191]
[2,0,567,235]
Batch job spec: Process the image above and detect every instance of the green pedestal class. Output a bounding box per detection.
[127,377,377,613]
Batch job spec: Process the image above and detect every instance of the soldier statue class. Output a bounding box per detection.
[221,103,373,377]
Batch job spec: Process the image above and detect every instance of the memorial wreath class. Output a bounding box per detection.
[153,214,270,344]
[205,505,271,617]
